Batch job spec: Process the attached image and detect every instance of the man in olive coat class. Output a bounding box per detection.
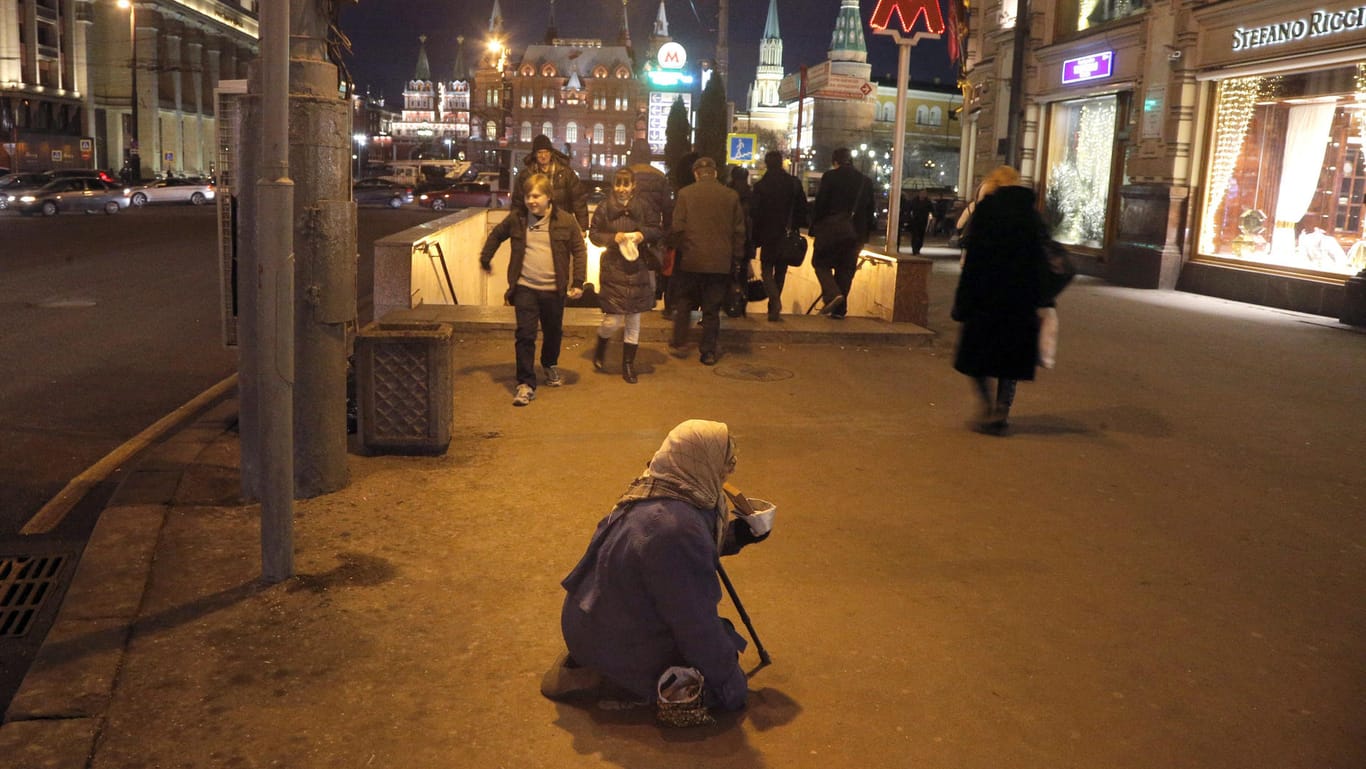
[668,157,746,365]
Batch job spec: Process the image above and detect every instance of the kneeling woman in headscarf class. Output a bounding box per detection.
[546,419,769,712]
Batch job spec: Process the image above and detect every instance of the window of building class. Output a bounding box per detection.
[542,122,554,141]
[520,122,533,143]
[542,64,557,78]
[542,89,556,109]
[566,122,579,144]
[1197,65,1366,276]
[1043,94,1119,248]
[930,106,942,125]
[593,123,605,144]
[486,120,497,140]
[594,66,608,79]
[915,105,930,125]
[614,124,626,145]
[1056,0,1146,34]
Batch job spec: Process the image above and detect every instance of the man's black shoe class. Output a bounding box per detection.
[700,352,718,366]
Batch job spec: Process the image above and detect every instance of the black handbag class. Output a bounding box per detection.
[781,229,808,267]
[745,277,767,302]
[811,212,856,251]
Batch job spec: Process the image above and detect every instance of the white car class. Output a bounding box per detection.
[129,178,216,207]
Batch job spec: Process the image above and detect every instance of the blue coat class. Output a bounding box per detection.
[560,498,749,711]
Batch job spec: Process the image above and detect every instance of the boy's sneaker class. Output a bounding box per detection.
[544,365,563,387]
[512,384,536,406]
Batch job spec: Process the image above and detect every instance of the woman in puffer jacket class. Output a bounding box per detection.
[588,167,664,383]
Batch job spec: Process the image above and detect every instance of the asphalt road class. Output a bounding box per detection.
[0,201,443,712]
[0,203,441,536]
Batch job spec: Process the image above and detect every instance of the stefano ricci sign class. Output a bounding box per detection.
[1232,7,1366,51]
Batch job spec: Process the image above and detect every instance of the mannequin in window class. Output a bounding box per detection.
[1295,215,1347,268]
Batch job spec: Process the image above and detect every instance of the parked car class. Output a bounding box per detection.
[129,177,216,206]
[11,178,132,216]
[353,178,414,208]
[417,181,509,211]
[0,172,53,210]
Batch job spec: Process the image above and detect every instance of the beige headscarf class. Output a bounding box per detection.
[615,419,735,518]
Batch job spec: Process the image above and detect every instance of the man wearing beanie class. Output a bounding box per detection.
[513,134,589,230]
[668,156,746,365]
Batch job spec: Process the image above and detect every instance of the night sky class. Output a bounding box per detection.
[338,0,958,108]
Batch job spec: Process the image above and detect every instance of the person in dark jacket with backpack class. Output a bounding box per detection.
[951,165,1050,435]
[751,151,808,321]
[808,147,876,318]
[588,168,663,384]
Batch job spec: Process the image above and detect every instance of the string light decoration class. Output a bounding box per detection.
[1045,98,1115,245]
[1199,76,1267,254]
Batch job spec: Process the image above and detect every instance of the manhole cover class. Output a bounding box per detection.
[33,299,97,309]
[713,363,794,382]
[0,555,67,638]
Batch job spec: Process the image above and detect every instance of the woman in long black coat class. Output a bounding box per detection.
[588,168,663,383]
[951,165,1050,435]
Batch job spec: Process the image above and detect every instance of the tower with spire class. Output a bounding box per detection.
[748,0,784,110]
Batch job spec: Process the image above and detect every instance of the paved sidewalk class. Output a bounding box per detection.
[3,249,1364,769]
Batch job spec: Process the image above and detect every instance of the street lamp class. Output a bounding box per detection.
[353,133,367,179]
[117,0,138,181]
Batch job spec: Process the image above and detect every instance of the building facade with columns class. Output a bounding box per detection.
[959,0,1366,317]
[0,0,258,179]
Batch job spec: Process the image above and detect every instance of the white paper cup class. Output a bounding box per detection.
[743,498,776,536]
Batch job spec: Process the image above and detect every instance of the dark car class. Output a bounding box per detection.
[353,178,414,208]
[0,172,53,210]
[417,181,509,211]
[12,178,132,216]
[47,168,120,184]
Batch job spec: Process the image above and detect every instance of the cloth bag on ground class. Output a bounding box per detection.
[656,666,715,727]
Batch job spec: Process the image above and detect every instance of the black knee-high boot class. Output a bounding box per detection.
[593,336,610,371]
[622,343,638,384]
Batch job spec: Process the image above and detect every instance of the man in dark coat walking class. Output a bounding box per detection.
[751,150,808,321]
[513,134,589,231]
[808,147,876,319]
[904,189,935,254]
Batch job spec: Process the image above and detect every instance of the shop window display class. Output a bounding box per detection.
[1198,65,1366,276]
[1045,95,1117,248]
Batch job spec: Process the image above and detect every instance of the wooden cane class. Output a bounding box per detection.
[717,562,771,666]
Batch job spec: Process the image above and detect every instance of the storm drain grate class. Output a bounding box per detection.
[0,555,67,638]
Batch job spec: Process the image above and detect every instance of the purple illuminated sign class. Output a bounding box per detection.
[1061,51,1114,84]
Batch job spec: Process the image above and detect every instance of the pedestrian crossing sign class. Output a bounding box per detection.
[727,134,757,164]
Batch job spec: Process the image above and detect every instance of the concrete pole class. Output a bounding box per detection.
[887,39,910,250]
[258,1,295,583]
[289,0,356,498]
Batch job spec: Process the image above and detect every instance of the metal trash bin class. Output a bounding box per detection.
[355,322,454,454]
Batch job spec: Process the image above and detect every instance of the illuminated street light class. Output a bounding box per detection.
[353,133,367,178]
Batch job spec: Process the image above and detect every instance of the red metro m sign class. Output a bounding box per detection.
[869,0,946,35]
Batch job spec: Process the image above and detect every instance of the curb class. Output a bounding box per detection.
[1,380,240,769]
